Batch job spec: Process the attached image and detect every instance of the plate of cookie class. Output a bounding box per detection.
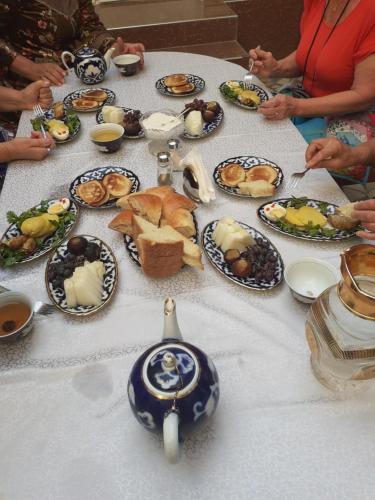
[63,88,116,112]
[70,166,140,209]
[155,74,205,97]
[213,156,283,198]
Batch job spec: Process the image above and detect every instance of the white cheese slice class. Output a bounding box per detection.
[64,277,77,308]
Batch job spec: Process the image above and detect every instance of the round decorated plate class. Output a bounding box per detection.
[124,214,198,267]
[45,235,118,317]
[63,88,115,112]
[219,81,268,110]
[34,108,81,144]
[96,106,144,139]
[0,199,78,266]
[257,198,358,241]
[182,107,224,140]
[213,156,283,198]
[70,166,140,209]
[155,74,205,97]
[202,220,284,290]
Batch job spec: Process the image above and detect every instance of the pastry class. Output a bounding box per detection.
[220,164,246,187]
[91,188,110,207]
[161,208,196,238]
[170,83,195,94]
[128,193,162,226]
[77,180,107,205]
[162,191,196,219]
[144,186,174,201]
[164,74,188,87]
[81,89,108,102]
[102,173,132,197]
[245,165,278,183]
[238,180,275,197]
[71,98,99,110]
[53,101,64,119]
[108,209,134,236]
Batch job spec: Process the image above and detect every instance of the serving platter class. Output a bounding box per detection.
[0,199,78,266]
[202,220,284,290]
[219,81,268,110]
[213,156,283,198]
[32,107,81,144]
[182,107,224,140]
[257,198,358,241]
[70,166,140,209]
[155,74,205,97]
[63,88,116,112]
[124,215,198,267]
[45,235,118,317]
[96,106,145,139]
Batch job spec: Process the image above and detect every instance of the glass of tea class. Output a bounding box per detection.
[0,291,34,342]
[89,123,125,153]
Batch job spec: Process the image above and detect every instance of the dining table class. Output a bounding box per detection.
[1,51,374,500]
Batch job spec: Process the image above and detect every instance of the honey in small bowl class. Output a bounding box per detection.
[0,302,31,336]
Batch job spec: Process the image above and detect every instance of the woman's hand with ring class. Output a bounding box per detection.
[258,94,297,120]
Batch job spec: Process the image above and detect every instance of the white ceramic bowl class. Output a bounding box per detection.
[0,291,34,342]
[113,54,140,76]
[284,258,340,304]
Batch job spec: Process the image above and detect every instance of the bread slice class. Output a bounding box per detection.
[128,193,162,226]
[238,180,275,197]
[136,235,183,278]
[161,208,196,238]
[162,191,196,219]
[145,186,174,201]
[108,209,134,236]
[132,215,203,270]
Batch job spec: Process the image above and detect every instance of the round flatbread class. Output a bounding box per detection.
[220,164,246,187]
[102,173,132,197]
[164,74,188,87]
[245,165,278,183]
[76,180,106,205]
[72,98,99,110]
[170,83,195,94]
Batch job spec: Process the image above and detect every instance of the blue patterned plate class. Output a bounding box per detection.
[70,166,140,209]
[124,214,198,267]
[257,198,358,241]
[219,81,268,110]
[213,156,283,198]
[45,235,118,317]
[155,74,205,97]
[202,220,284,290]
[63,87,115,112]
[182,107,224,140]
[0,199,79,265]
[96,107,145,139]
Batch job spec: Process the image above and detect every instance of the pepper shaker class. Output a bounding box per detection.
[157,151,173,186]
[167,138,182,171]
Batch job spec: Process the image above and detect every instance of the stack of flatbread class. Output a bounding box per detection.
[77,173,132,206]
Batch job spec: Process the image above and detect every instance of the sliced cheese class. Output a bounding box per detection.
[64,277,77,308]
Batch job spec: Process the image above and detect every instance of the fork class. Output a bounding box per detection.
[33,104,51,152]
[243,45,261,90]
[0,285,56,316]
[287,168,310,191]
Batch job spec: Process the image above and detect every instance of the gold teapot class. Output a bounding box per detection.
[305,244,375,391]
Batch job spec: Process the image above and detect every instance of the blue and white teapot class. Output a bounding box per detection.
[61,45,115,85]
[128,297,220,463]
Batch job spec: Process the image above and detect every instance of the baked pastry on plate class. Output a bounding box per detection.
[220,164,246,187]
[102,173,132,198]
[81,89,108,102]
[77,180,107,205]
[164,74,188,87]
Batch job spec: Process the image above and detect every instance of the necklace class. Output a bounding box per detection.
[302,0,352,92]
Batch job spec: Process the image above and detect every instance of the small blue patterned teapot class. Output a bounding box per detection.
[128,297,220,463]
[61,45,115,85]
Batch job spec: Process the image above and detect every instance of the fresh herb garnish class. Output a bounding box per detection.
[221,82,244,101]
[30,110,79,137]
[0,246,26,267]
[7,200,49,229]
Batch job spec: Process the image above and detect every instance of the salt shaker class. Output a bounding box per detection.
[167,138,182,171]
[157,151,173,186]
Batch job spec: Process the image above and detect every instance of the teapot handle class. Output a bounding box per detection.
[61,51,75,71]
[163,410,180,464]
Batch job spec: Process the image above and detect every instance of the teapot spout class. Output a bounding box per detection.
[103,47,115,70]
[163,297,183,342]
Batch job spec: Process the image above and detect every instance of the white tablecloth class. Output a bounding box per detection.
[1,52,374,500]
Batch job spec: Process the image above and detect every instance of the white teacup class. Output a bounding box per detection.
[0,291,34,342]
[113,54,141,76]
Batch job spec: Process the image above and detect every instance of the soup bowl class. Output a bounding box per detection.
[113,54,140,76]
[89,123,125,153]
[0,291,34,343]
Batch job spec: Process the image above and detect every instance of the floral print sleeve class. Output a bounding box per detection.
[0,1,18,69]
[76,0,115,54]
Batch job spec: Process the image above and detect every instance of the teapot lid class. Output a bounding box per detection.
[142,343,200,400]
[76,45,100,56]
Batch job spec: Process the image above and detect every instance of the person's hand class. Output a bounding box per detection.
[111,37,145,67]
[6,131,55,161]
[258,94,297,120]
[28,62,66,86]
[306,138,354,170]
[354,199,375,240]
[19,80,53,110]
[248,47,278,78]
